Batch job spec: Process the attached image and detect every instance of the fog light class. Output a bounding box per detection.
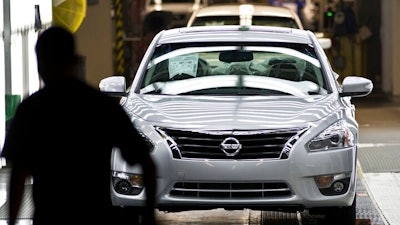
[332,181,345,192]
[315,173,351,196]
[112,172,145,195]
[116,180,131,194]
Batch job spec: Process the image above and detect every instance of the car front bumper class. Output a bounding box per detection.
[110,145,357,212]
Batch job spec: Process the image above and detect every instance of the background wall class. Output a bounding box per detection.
[381,0,400,96]
[75,0,114,89]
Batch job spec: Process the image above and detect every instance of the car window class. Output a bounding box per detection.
[139,42,328,96]
[192,16,300,29]
[252,16,300,29]
[192,16,240,26]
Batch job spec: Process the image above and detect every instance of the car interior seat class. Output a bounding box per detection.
[269,62,300,81]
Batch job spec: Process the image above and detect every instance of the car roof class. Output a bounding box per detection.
[154,25,314,46]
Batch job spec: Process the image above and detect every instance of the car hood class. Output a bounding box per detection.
[123,94,341,129]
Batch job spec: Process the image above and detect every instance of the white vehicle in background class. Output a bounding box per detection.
[187,3,331,49]
[187,4,303,29]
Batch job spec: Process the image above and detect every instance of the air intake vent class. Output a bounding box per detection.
[170,182,292,199]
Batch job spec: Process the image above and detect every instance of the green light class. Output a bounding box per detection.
[326,11,333,17]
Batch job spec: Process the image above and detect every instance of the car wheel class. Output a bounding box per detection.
[322,196,356,225]
[113,206,143,225]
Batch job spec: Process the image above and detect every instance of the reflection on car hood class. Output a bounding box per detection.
[123,94,341,129]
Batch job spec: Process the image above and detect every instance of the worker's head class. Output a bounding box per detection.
[35,26,80,83]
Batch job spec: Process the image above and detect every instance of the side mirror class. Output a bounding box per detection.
[340,76,373,97]
[99,76,127,97]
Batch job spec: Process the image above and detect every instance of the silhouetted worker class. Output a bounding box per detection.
[1,26,157,225]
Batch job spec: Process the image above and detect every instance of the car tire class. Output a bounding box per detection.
[113,206,143,225]
[321,196,356,225]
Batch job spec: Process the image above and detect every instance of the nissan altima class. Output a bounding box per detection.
[100,25,373,225]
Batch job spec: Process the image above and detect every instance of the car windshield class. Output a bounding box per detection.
[192,16,300,29]
[139,42,328,96]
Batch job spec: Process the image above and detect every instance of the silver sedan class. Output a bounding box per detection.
[100,25,373,225]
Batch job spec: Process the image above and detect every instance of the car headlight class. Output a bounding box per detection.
[308,120,354,151]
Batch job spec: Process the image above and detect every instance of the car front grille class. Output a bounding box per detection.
[169,182,292,198]
[156,127,308,160]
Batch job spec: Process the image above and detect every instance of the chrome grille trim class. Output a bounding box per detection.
[156,127,308,160]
